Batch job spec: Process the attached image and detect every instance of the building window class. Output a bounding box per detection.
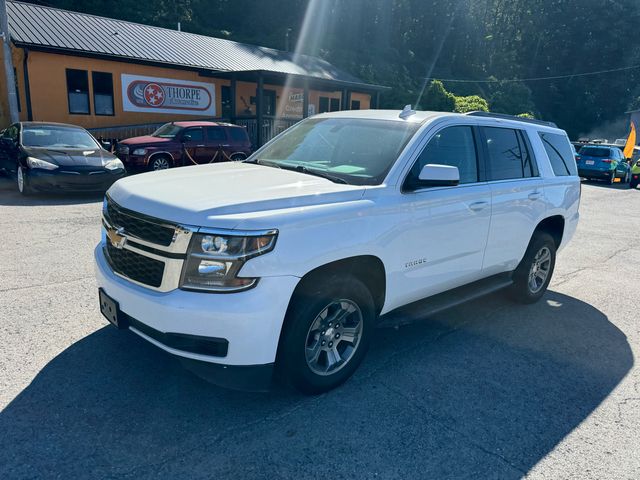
[319,97,329,113]
[66,69,90,114]
[351,100,361,110]
[92,72,114,116]
[221,85,232,118]
[330,98,340,111]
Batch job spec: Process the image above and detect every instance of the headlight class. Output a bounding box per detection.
[180,230,278,292]
[26,157,58,170]
[103,158,124,170]
[132,148,147,156]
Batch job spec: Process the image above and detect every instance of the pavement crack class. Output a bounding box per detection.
[379,381,528,476]
[0,276,94,293]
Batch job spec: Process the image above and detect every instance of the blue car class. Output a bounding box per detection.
[577,145,629,184]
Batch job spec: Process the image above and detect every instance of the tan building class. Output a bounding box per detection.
[0,1,385,146]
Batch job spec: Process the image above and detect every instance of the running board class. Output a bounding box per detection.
[377,273,513,329]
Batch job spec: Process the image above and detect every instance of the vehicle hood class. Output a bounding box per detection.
[23,146,117,167]
[120,135,172,146]
[108,162,367,228]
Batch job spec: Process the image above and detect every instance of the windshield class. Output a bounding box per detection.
[152,123,183,138]
[21,125,100,149]
[253,118,420,185]
[579,146,611,157]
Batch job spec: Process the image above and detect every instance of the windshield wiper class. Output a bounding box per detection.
[280,164,348,184]
[244,158,281,168]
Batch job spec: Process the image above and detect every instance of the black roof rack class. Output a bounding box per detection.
[465,111,557,128]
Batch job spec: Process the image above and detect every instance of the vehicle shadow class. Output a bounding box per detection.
[0,291,631,478]
[580,178,633,190]
[0,174,103,206]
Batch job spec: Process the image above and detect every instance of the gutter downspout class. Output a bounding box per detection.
[22,47,32,120]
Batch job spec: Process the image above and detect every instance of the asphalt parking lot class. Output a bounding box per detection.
[0,175,639,479]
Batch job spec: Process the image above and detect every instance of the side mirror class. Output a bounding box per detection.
[181,134,192,143]
[418,164,460,187]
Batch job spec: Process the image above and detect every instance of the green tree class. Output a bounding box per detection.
[454,95,489,113]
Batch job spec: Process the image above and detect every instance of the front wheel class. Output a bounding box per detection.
[16,166,34,196]
[278,275,375,394]
[149,155,172,171]
[509,232,556,304]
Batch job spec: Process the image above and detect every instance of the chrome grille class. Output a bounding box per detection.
[105,196,176,246]
[105,243,164,287]
[102,196,195,291]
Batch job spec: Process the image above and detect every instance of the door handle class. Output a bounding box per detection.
[468,201,489,211]
[528,191,542,200]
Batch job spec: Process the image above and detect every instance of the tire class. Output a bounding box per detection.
[509,232,556,304]
[278,274,375,395]
[16,165,33,196]
[229,153,247,161]
[148,155,172,171]
[631,180,638,189]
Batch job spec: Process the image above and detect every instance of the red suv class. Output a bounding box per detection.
[116,121,252,171]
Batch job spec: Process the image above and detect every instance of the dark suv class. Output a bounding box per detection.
[117,121,252,171]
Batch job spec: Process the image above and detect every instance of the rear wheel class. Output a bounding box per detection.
[278,275,375,394]
[229,153,247,162]
[509,232,556,304]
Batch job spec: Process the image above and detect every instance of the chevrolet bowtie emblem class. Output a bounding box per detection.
[107,227,127,249]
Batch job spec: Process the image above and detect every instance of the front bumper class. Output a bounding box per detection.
[94,245,299,387]
[29,168,125,192]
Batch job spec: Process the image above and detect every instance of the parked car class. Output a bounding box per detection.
[116,121,252,171]
[577,145,628,183]
[0,122,125,195]
[95,110,580,394]
[631,160,640,189]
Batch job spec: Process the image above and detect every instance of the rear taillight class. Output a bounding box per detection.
[602,159,613,163]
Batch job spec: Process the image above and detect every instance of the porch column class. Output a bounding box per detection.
[374,92,381,109]
[303,81,309,118]
[341,88,350,110]
[256,73,264,147]
[230,74,237,123]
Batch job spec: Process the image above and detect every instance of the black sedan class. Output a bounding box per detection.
[0,122,126,195]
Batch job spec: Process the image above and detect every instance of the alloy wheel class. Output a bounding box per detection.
[304,299,363,376]
[528,246,552,294]
[152,157,170,170]
[17,166,24,193]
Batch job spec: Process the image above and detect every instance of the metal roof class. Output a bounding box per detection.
[7,1,379,88]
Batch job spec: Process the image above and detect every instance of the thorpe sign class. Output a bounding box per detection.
[121,74,216,116]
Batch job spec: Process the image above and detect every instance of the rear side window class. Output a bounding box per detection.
[482,127,533,181]
[206,127,227,141]
[228,127,249,142]
[539,132,578,176]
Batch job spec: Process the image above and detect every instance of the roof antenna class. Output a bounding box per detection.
[399,104,416,119]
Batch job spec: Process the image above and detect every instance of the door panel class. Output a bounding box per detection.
[181,128,209,164]
[384,184,492,309]
[205,127,230,161]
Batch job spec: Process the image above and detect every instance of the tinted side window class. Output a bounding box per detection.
[405,126,478,189]
[483,127,526,181]
[183,128,203,142]
[228,128,248,142]
[206,127,227,141]
[539,132,577,176]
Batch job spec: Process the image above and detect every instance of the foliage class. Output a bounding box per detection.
[517,113,535,119]
[28,0,640,138]
[420,80,455,111]
[454,95,489,113]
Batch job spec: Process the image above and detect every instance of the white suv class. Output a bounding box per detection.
[95,109,580,394]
